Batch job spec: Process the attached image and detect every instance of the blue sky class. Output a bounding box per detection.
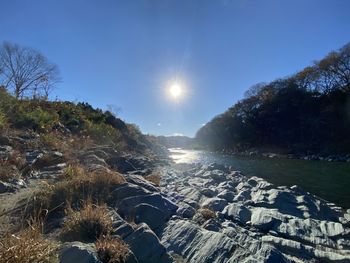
[1,0,349,137]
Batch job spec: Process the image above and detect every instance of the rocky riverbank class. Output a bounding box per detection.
[1,137,350,262]
[217,149,350,163]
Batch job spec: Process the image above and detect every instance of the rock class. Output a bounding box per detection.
[222,203,251,224]
[0,181,17,193]
[59,242,100,263]
[125,174,159,192]
[176,204,196,219]
[201,197,228,212]
[217,190,235,202]
[113,223,135,239]
[200,188,216,197]
[134,203,167,231]
[124,223,173,263]
[161,219,236,263]
[0,145,13,160]
[202,218,221,232]
[111,183,151,205]
[250,208,282,231]
[117,193,178,220]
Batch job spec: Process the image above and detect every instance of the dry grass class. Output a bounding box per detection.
[59,163,85,180]
[198,208,217,220]
[0,220,58,263]
[60,200,112,243]
[0,150,25,182]
[96,235,130,263]
[52,169,125,207]
[41,132,95,160]
[144,171,161,186]
[26,167,125,224]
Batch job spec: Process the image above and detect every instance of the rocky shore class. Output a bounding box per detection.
[218,149,350,163]
[1,139,350,262]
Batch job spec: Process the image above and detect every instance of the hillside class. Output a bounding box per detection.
[196,43,350,156]
[148,135,195,149]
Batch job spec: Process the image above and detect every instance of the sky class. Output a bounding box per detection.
[1,0,350,137]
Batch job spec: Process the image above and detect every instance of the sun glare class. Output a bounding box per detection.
[169,83,183,99]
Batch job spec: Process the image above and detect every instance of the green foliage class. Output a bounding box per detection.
[196,42,350,154]
[0,109,6,129]
[13,106,59,131]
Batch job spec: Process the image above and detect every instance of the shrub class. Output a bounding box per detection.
[96,236,130,263]
[28,168,125,220]
[60,201,112,242]
[13,106,59,131]
[144,171,161,186]
[198,208,216,220]
[0,109,7,130]
[0,220,58,263]
[51,169,125,209]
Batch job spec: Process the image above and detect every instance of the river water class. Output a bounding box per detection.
[169,148,350,209]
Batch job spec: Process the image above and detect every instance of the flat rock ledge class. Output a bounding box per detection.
[160,163,350,263]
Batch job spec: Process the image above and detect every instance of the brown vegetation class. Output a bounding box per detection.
[198,208,216,220]
[144,171,161,186]
[96,235,130,263]
[60,200,112,242]
[0,220,58,263]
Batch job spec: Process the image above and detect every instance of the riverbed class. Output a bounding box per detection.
[169,148,350,209]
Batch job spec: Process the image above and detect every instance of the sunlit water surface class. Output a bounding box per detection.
[169,148,350,209]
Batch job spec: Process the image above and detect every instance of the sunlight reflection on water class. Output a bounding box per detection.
[168,148,200,163]
[168,148,350,208]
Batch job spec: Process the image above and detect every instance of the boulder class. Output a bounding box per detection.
[59,242,100,263]
[176,204,196,219]
[161,219,237,263]
[134,203,167,231]
[117,193,178,220]
[201,197,228,212]
[124,223,173,263]
[222,203,251,224]
[0,181,17,193]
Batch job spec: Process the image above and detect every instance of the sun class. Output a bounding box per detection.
[169,83,183,99]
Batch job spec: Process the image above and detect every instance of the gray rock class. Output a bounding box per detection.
[59,242,100,263]
[117,193,178,220]
[222,203,252,224]
[0,180,17,193]
[113,223,135,239]
[124,223,173,263]
[162,219,237,263]
[111,183,151,205]
[176,204,196,219]
[201,197,228,212]
[134,203,167,231]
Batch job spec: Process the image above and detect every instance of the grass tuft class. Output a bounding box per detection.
[198,208,216,220]
[96,235,130,263]
[0,220,58,263]
[144,171,161,186]
[60,200,112,243]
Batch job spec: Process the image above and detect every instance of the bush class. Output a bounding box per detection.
[0,109,7,130]
[13,106,59,131]
[0,220,58,263]
[28,168,125,220]
[96,236,130,263]
[198,208,216,220]
[144,171,161,186]
[60,201,112,242]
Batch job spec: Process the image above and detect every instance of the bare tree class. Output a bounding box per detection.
[0,42,60,99]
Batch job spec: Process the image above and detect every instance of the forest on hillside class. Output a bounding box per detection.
[196,43,350,155]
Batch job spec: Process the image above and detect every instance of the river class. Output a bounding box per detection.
[169,148,350,209]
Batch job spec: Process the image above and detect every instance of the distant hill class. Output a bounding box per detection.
[148,135,195,149]
[196,42,350,155]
